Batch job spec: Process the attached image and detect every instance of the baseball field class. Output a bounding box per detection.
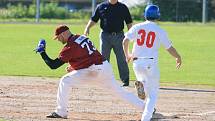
[0,22,215,121]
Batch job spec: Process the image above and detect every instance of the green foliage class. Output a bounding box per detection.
[130,5,146,20]
[0,3,35,18]
[40,3,68,19]
[27,4,36,18]
[69,10,91,20]
[6,3,28,18]
[0,9,10,19]
[0,2,90,19]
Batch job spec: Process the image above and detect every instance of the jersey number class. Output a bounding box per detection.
[137,29,156,48]
[74,36,96,55]
[81,39,96,55]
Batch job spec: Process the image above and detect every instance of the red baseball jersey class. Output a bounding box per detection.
[59,35,104,71]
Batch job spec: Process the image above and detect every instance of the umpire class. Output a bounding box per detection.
[84,0,132,86]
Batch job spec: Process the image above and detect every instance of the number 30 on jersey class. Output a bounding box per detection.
[137,29,156,48]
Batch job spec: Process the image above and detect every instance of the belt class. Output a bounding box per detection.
[94,58,106,65]
[133,57,154,61]
[103,31,123,35]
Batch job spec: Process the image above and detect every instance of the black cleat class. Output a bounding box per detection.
[122,81,129,87]
[153,108,156,114]
[46,112,67,119]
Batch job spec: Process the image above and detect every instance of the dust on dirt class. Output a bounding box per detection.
[0,76,214,121]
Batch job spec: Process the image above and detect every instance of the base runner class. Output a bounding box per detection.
[123,4,182,121]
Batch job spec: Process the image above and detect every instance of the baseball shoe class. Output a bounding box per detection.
[122,82,129,86]
[153,108,156,114]
[135,81,145,100]
[46,112,67,119]
[138,109,156,121]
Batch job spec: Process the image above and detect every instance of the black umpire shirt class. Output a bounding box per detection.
[91,1,132,33]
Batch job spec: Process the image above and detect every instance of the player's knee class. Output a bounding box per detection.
[60,75,71,84]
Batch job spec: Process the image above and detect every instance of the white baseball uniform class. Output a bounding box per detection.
[125,20,172,121]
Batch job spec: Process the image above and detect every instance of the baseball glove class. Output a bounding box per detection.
[134,81,146,100]
[34,39,46,53]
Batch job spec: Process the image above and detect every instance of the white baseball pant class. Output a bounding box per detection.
[55,61,145,117]
[133,59,160,121]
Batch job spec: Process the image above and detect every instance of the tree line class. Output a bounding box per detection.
[0,0,214,22]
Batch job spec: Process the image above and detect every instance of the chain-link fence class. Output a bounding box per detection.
[0,0,214,22]
[152,0,215,22]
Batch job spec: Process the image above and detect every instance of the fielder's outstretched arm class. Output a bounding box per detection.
[35,39,65,70]
[40,52,65,70]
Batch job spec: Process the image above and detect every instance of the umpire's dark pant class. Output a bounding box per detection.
[100,31,129,84]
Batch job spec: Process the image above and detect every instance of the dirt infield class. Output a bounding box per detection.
[0,76,214,121]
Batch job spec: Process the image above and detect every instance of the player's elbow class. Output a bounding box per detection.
[123,38,129,45]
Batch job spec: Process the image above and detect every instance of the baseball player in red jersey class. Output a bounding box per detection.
[123,5,182,121]
[34,25,145,119]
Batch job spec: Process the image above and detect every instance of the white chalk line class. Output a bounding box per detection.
[158,110,215,117]
[194,111,215,116]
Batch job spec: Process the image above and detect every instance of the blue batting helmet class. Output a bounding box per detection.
[144,4,160,20]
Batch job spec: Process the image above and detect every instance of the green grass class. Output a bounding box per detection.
[0,22,214,87]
